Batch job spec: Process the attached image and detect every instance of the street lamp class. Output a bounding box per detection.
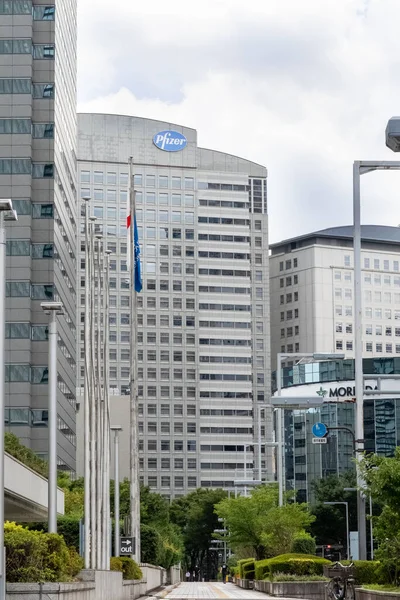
[343,487,374,560]
[353,159,400,560]
[276,352,345,506]
[41,301,64,533]
[0,199,17,600]
[324,501,350,560]
[111,426,122,558]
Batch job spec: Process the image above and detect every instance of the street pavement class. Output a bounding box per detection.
[164,582,276,599]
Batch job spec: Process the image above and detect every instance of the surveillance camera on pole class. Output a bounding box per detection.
[386,117,400,152]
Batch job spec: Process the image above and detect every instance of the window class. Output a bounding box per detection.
[364,258,370,268]
[374,259,380,270]
[344,255,351,267]
[33,44,55,59]
[33,5,55,19]
[336,340,343,350]
[32,163,54,178]
[0,39,31,54]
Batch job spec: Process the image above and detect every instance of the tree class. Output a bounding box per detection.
[310,471,357,547]
[215,485,314,560]
[170,488,227,578]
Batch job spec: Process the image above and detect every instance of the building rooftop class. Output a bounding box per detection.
[270,224,400,250]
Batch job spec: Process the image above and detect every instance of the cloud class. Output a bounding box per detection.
[77,0,400,243]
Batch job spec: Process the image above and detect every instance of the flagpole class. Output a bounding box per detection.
[129,157,140,562]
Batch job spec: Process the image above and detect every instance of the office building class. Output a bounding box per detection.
[2,0,77,475]
[76,113,272,497]
[276,356,400,503]
[270,225,400,371]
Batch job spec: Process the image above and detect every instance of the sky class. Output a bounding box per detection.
[77,0,400,244]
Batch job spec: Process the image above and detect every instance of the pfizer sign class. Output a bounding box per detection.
[153,130,187,152]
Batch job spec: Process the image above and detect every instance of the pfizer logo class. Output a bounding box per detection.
[153,130,187,152]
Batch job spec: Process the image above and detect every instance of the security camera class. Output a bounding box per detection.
[386,117,400,152]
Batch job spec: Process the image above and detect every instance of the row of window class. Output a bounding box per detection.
[138,226,193,241]
[198,216,250,226]
[198,251,251,260]
[137,368,196,381]
[5,408,75,446]
[139,439,197,452]
[0,119,53,137]
[199,199,248,209]
[199,338,252,347]
[0,160,54,177]
[280,292,299,304]
[280,309,299,321]
[199,181,250,192]
[198,234,250,243]
[280,343,300,354]
[279,258,299,271]
[0,40,54,57]
[335,340,354,351]
[365,325,400,337]
[144,476,197,489]
[280,275,299,287]
[5,364,47,383]
[135,210,194,224]
[139,423,197,435]
[138,350,197,362]
[365,342,400,354]
[140,458,197,470]
[6,241,53,258]
[199,303,251,312]
[281,326,300,338]
[139,403,196,416]
[364,291,400,303]
[137,314,196,327]
[0,79,54,97]
[364,257,400,272]
[138,387,196,400]
[0,2,54,19]
[137,332,196,345]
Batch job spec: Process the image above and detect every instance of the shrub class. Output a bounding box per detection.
[4,433,48,477]
[110,557,123,572]
[342,561,383,585]
[4,521,76,582]
[65,547,83,579]
[255,553,331,581]
[291,533,316,556]
[272,573,329,582]
[238,558,255,579]
[242,559,255,580]
[120,557,143,580]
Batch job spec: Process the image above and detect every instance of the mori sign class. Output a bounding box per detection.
[153,130,187,152]
[312,437,327,445]
[119,537,135,556]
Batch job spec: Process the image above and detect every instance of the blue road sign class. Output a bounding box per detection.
[312,422,328,438]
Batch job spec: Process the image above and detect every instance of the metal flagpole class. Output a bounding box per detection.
[83,199,91,568]
[89,216,97,568]
[96,236,103,569]
[129,157,140,562]
[104,250,111,567]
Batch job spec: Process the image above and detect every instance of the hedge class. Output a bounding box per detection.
[342,561,383,585]
[238,558,255,579]
[255,553,331,581]
[5,522,82,582]
[110,557,142,580]
[242,560,255,580]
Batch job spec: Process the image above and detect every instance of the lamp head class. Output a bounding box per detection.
[386,117,400,152]
[40,301,64,315]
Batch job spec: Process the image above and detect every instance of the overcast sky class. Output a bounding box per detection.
[77,0,400,243]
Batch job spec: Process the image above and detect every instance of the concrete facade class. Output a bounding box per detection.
[77,113,272,497]
[1,0,78,474]
[270,225,400,371]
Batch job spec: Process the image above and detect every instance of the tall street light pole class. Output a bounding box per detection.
[111,426,122,557]
[324,501,350,560]
[0,200,17,600]
[353,160,400,560]
[41,301,64,533]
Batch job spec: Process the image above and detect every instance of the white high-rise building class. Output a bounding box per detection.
[76,113,272,498]
[270,225,400,371]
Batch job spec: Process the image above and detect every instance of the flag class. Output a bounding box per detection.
[127,207,142,293]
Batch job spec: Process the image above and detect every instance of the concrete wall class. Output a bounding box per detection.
[6,564,173,600]
[356,589,400,600]
[255,579,327,598]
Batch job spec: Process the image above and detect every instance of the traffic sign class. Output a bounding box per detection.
[120,537,135,555]
[312,422,327,438]
[312,437,327,444]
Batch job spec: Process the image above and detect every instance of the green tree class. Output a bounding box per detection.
[309,471,357,547]
[170,488,227,577]
[215,485,314,560]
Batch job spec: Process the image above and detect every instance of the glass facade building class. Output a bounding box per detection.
[276,358,400,503]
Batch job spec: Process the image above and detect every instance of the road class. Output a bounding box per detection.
[165,582,272,599]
